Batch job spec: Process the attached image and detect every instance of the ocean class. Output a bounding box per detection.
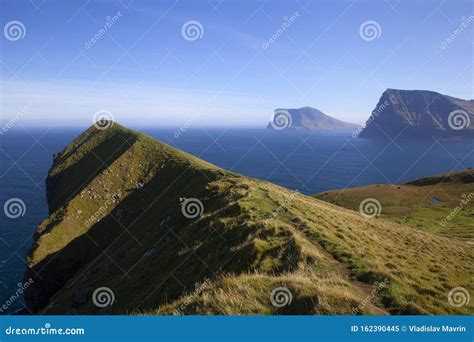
[0,127,472,314]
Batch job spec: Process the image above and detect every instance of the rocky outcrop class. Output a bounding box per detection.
[359,89,474,139]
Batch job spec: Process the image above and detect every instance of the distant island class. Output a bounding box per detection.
[269,90,474,139]
[23,123,473,315]
[359,89,474,139]
[267,107,361,131]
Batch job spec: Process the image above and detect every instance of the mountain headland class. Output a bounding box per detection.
[23,123,473,315]
[267,107,361,131]
[359,89,474,139]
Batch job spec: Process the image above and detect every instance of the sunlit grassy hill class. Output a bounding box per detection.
[24,123,473,315]
[315,169,474,241]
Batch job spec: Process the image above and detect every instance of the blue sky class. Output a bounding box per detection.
[0,0,472,127]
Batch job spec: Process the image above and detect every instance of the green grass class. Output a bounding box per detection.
[314,171,474,241]
[24,124,474,315]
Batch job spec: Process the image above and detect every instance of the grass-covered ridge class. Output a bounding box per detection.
[24,123,473,315]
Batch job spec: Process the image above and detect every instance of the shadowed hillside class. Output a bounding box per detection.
[24,123,473,315]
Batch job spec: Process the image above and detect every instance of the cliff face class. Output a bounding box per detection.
[267,107,360,130]
[359,89,474,139]
[24,123,473,315]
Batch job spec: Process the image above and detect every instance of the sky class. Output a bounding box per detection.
[0,0,473,128]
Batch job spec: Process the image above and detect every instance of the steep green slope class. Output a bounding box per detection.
[25,124,473,315]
